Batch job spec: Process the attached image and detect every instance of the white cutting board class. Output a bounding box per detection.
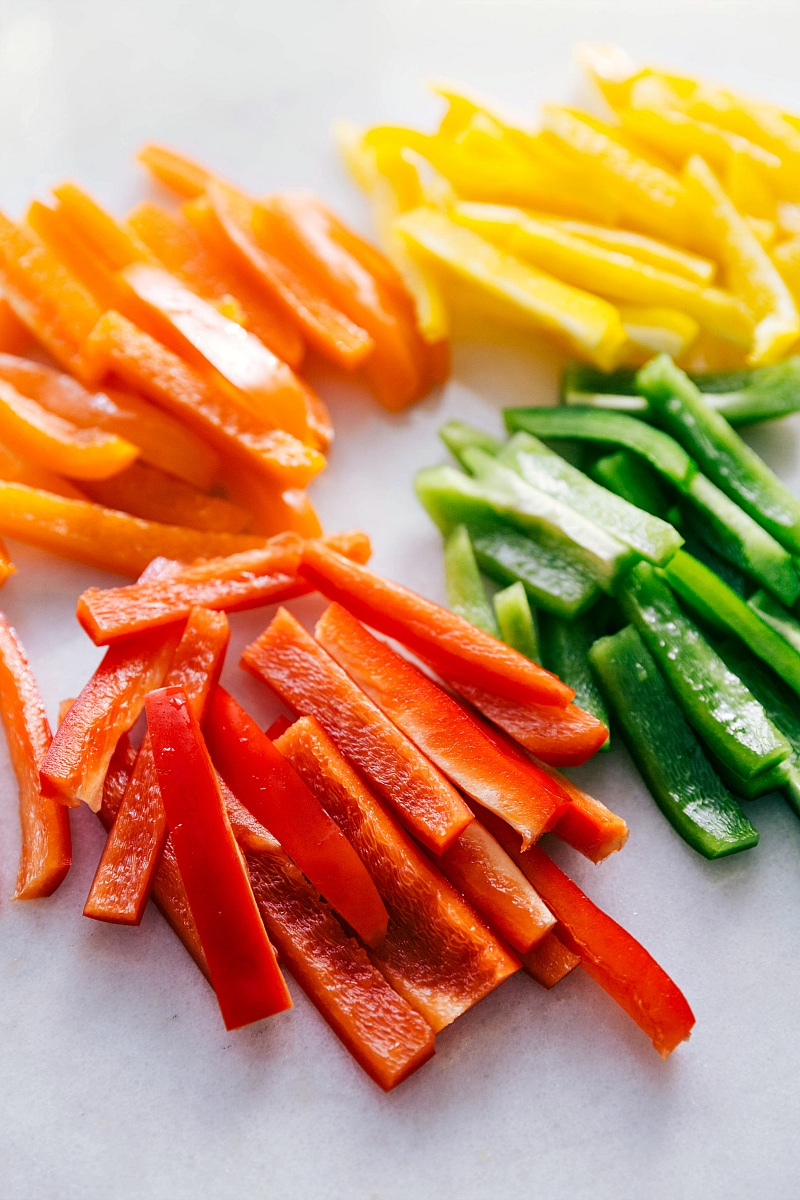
[2,2,800,1197]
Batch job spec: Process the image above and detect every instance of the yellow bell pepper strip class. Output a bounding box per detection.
[0,615,72,897]
[449,202,753,346]
[0,439,85,499]
[683,156,799,365]
[0,378,138,481]
[396,208,628,370]
[0,213,103,382]
[83,311,324,488]
[535,216,716,284]
[0,480,267,578]
[617,306,699,362]
[81,462,249,534]
[0,297,31,355]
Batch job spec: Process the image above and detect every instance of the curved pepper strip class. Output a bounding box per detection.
[242,607,473,854]
[0,615,71,898]
[298,540,574,709]
[482,810,695,1057]
[82,461,248,534]
[84,607,230,925]
[204,687,388,947]
[276,715,519,1032]
[0,438,85,498]
[146,685,292,1030]
[315,603,572,847]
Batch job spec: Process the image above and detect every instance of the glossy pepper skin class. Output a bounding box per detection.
[589,625,759,859]
[539,611,610,747]
[443,524,498,636]
[146,685,292,1030]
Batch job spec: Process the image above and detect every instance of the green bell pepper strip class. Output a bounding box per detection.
[636,354,800,556]
[443,524,498,636]
[676,528,751,599]
[707,750,791,800]
[588,625,759,859]
[538,611,610,749]
[622,562,789,780]
[662,551,800,700]
[589,450,670,518]
[440,419,503,468]
[461,447,638,590]
[497,431,683,566]
[492,581,541,663]
[504,406,799,606]
[748,588,800,654]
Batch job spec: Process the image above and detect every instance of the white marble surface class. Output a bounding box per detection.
[2,2,800,1197]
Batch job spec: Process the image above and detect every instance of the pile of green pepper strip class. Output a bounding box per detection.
[416,352,800,860]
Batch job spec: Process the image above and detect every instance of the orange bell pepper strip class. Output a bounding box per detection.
[0,537,14,585]
[483,811,696,1057]
[40,621,183,811]
[84,607,230,925]
[436,818,555,952]
[204,687,389,946]
[0,298,31,355]
[0,212,103,381]
[0,481,268,578]
[82,462,249,534]
[0,438,85,498]
[298,539,575,709]
[276,715,519,1031]
[196,183,375,370]
[446,678,609,768]
[0,378,138,481]
[0,615,71,898]
[137,143,212,199]
[217,462,322,538]
[83,311,324,487]
[521,932,581,989]
[127,201,305,369]
[315,602,571,847]
[146,685,292,1030]
[243,608,474,854]
[0,353,221,492]
[51,183,149,270]
[75,530,368,645]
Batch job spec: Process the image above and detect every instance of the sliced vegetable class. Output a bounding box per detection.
[493,581,540,663]
[521,932,581,989]
[443,524,498,636]
[589,450,670,517]
[80,461,248,535]
[748,588,800,653]
[538,611,610,745]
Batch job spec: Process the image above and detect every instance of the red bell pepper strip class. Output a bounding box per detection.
[521,933,581,990]
[266,714,293,740]
[242,607,474,854]
[75,529,371,645]
[40,622,183,810]
[0,615,71,898]
[436,819,555,953]
[482,811,695,1057]
[276,716,519,1031]
[316,602,572,846]
[205,687,389,946]
[84,607,230,925]
[449,679,610,768]
[146,685,292,1030]
[298,540,575,708]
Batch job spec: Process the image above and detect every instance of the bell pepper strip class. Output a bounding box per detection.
[449,201,750,345]
[298,539,575,708]
[217,461,322,538]
[0,378,138,481]
[0,615,71,898]
[0,298,32,354]
[484,812,695,1057]
[75,530,369,645]
[439,418,504,466]
[146,686,292,1029]
[84,608,230,925]
[538,611,610,747]
[276,715,519,1030]
[40,622,183,811]
[137,143,211,199]
[0,353,220,491]
[471,522,599,619]
[623,562,789,779]
[0,212,103,381]
[204,687,388,946]
[590,450,670,518]
[0,481,266,578]
[536,215,716,284]
[83,311,323,488]
[690,358,800,428]
[589,624,759,858]
[638,354,800,556]
[522,932,581,989]
[81,462,249,534]
[315,603,572,847]
[709,750,790,800]
[444,524,498,636]
[748,588,800,654]
[395,207,629,371]
[126,201,305,368]
[0,439,84,498]
[242,607,473,854]
[462,447,639,591]
[493,581,541,663]
[265,714,293,741]
[683,156,798,365]
[0,538,14,584]
[196,183,374,370]
[497,430,684,565]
